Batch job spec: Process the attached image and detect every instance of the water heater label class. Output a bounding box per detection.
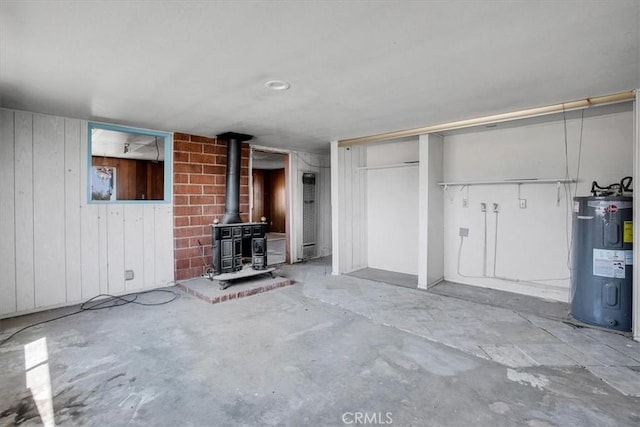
[593,249,626,278]
[624,221,633,243]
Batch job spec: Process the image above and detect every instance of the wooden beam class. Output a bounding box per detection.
[338,91,636,147]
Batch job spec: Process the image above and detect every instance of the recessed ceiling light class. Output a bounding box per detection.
[264,80,290,91]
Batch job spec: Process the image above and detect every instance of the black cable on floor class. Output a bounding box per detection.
[0,289,180,347]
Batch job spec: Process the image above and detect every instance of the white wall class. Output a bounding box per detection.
[366,140,419,275]
[0,108,174,318]
[423,134,445,287]
[333,144,367,274]
[290,151,332,262]
[442,110,634,301]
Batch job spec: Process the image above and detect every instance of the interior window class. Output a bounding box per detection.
[88,122,172,203]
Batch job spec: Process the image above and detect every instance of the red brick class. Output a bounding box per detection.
[191,135,217,144]
[203,205,224,216]
[240,176,248,186]
[190,153,216,164]
[175,184,202,195]
[176,267,201,281]
[174,205,202,216]
[240,195,249,204]
[215,156,227,165]
[176,258,190,270]
[190,215,212,226]
[215,195,226,205]
[203,145,227,155]
[174,237,191,249]
[190,195,215,205]
[190,175,215,185]
[174,152,189,162]
[174,217,190,227]
[175,226,207,239]
[203,165,225,175]
[214,176,226,185]
[174,195,189,206]
[202,185,221,195]
[174,173,189,184]
[175,247,202,259]
[191,236,212,247]
[174,163,203,174]
[174,140,202,153]
[173,132,191,141]
[190,257,207,268]
[241,158,249,167]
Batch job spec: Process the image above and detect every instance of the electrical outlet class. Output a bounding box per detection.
[459,227,469,237]
[480,202,487,212]
[519,199,527,209]
[125,270,135,281]
[462,198,469,208]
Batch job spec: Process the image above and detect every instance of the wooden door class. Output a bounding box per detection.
[252,169,265,222]
[269,169,286,233]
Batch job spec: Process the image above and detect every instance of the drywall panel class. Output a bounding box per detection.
[331,141,340,274]
[427,136,444,285]
[367,140,419,275]
[0,109,16,315]
[64,118,82,302]
[341,145,368,273]
[418,133,444,289]
[97,204,109,295]
[14,111,35,312]
[33,114,66,307]
[143,204,157,288]
[154,204,175,285]
[332,144,367,274]
[443,110,633,301]
[80,204,101,299]
[107,205,126,294]
[124,204,145,291]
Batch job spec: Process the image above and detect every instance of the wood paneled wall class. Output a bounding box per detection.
[253,169,287,233]
[0,109,174,318]
[91,156,164,200]
[331,145,367,273]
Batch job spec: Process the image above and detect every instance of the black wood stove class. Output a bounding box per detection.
[210,132,273,288]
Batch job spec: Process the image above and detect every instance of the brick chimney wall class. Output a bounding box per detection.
[173,133,249,281]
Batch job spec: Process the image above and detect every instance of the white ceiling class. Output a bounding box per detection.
[1,1,638,154]
[91,128,165,161]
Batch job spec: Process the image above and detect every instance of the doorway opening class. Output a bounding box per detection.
[251,149,289,265]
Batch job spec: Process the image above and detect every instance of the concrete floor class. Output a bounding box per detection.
[1,257,639,426]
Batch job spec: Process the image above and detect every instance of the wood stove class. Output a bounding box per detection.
[209,131,273,288]
[211,222,268,275]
